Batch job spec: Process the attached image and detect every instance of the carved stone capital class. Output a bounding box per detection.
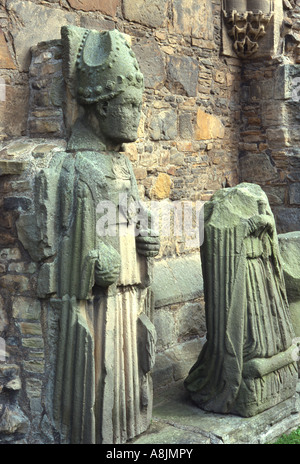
[223,8,274,58]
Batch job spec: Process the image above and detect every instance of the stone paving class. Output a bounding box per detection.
[130,380,300,445]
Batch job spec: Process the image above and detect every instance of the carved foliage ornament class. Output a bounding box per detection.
[223,0,274,58]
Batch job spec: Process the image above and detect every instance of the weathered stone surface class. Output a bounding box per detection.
[132,380,300,445]
[0,0,284,445]
[67,0,119,16]
[153,253,203,308]
[25,378,43,398]
[0,405,29,436]
[132,419,210,444]
[153,338,204,389]
[0,29,15,69]
[12,297,41,321]
[0,141,34,157]
[278,231,300,338]
[37,263,56,298]
[133,38,166,89]
[0,275,29,293]
[222,0,283,59]
[170,340,205,383]
[154,310,176,351]
[195,109,225,141]
[279,231,300,300]
[0,295,8,333]
[6,0,75,71]
[0,248,21,262]
[149,109,177,141]
[22,338,44,349]
[179,112,194,140]
[0,160,27,176]
[266,128,290,148]
[239,152,278,183]
[123,0,168,28]
[8,262,36,273]
[263,185,286,206]
[23,360,44,374]
[167,56,198,97]
[185,184,298,417]
[171,0,213,39]
[79,14,115,31]
[3,197,31,212]
[0,84,29,137]
[133,167,147,180]
[0,364,29,439]
[289,183,300,205]
[28,118,63,137]
[151,173,172,200]
[177,302,206,341]
[276,207,300,233]
[33,26,159,446]
[19,322,42,336]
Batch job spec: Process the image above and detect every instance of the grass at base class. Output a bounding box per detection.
[273,428,300,444]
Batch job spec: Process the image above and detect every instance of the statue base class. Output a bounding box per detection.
[232,362,298,417]
[130,379,300,445]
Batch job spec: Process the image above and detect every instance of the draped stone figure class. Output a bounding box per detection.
[184,183,298,417]
[33,26,160,444]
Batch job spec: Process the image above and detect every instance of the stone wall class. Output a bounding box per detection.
[239,60,300,232]
[0,1,241,204]
[239,1,300,233]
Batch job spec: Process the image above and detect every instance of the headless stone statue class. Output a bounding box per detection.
[32,26,159,444]
[185,183,298,417]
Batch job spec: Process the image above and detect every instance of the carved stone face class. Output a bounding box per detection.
[95,86,143,145]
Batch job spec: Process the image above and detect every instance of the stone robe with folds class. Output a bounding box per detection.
[184,183,298,417]
[39,122,156,444]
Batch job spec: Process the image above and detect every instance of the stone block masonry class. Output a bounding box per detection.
[239,59,300,233]
[0,0,241,204]
[0,139,66,443]
[238,3,300,233]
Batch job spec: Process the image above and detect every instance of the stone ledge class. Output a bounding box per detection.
[131,380,300,445]
[152,254,203,308]
[0,160,27,176]
[152,338,205,390]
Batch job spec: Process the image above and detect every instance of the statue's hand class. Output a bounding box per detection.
[94,243,121,287]
[136,229,160,257]
[249,214,274,237]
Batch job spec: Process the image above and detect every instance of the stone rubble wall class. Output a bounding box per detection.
[239,2,300,233]
[0,1,241,206]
